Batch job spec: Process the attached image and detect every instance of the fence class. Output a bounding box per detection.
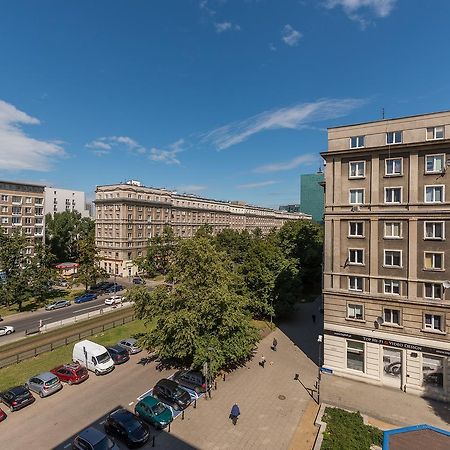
[0,312,135,369]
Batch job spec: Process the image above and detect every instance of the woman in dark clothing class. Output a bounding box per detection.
[230,403,240,425]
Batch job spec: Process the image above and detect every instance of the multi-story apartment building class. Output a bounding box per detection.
[44,187,90,217]
[299,171,325,223]
[95,181,310,277]
[0,180,45,255]
[322,111,450,401]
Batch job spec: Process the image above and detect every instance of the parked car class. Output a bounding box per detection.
[134,395,173,429]
[173,370,209,394]
[104,295,123,306]
[132,277,144,285]
[152,378,191,411]
[51,362,89,385]
[104,408,150,448]
[0,407,7,422]
[72,427,119,450]
[0,326,15,337]
[117,338,141,354]
[105,284,124,293]
[45,299,71,310]
[26,372,63,398]
[106,345,130,365]
[73,340,115,375]
[0,386,35,411]
[74,293,97,304]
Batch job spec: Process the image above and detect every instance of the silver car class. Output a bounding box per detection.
[117,338,142,354]
[45,299,71,310]
[26,372,63,398]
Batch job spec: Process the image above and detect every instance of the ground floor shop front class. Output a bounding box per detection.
[323,324,450,401]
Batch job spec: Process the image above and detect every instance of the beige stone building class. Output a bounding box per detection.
[322,111,450,401]
[95,181,310,277]
[0,180,45,255]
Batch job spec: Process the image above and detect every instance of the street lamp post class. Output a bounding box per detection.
[317,334,323,405]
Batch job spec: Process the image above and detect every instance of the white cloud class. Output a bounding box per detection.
[0,99,65,171]
[281,24,302,46]
[149,139,184,165]
[202,98,366,150]
[86,135,145,156]
[323,0,396,27]
[177,184,207,193]
[269,42,277,51]
[214,21,240,33]
[238,180,278,189]
[253,154,319,173]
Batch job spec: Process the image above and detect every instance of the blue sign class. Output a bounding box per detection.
[320,367,333,374]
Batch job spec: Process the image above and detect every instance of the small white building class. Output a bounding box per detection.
[44,187,90,217]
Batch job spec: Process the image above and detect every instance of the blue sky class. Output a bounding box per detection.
[0,0,449,207]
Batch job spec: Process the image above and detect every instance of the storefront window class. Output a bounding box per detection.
[422,354,444,389]
[347,340,364,372]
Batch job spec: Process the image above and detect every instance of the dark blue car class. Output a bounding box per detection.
[74,293,97,304]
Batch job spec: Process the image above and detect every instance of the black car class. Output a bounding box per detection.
[132,277,144,285]
[173,370,208,394]
[0,385,35,411]
[107,345,130,365]
[105,283,123,293]
[89,282,113,293]
[104,408,150,448]
[152,379,191,411]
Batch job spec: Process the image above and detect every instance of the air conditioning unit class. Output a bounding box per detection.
[351,205,361,212]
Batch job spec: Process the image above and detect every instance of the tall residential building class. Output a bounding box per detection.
[0,180,45,255]
[299,172,325,223]
[322,111,450,402]
[95,181,311,277]
[44,187,90,217]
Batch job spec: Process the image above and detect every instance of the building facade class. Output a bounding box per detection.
[299,172,325,223]
[279,204,301,213]
[95,181,310,277]
[0,180,45,255]
[44,187,90,217]
[322,111,450,401]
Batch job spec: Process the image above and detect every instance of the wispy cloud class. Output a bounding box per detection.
[177,184,207,193]
[323,0,396,28]
[202,98,366,150]
[269,42,277,51]
[253,154,319,173]
[149,138,184,165]
[238,180,278,189]
[214,21,240,33]
[281,24,302,46]
[86,135,145,156]
[0,99,65,171]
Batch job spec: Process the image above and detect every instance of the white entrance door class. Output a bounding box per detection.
[382,347,402,388]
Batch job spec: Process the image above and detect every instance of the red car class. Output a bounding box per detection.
[0,407,6,422]
[50,363,89,385]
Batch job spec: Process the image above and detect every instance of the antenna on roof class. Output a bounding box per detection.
[382,108,385,119]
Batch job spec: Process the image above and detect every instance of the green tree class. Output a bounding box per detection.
[76,234,107,290]
[129,237,259,375]
[29,242,58,302]
[45,211,95,262]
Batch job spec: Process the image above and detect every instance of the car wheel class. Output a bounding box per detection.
[6,330,11,335]
[10,406,15,412]
[39,392,44,398]
[95,370,100,376]
[68,379,73,385]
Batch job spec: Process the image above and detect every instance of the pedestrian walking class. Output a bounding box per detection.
[230,403,240,426]
[272,337,278,351]
[259,355,266,368]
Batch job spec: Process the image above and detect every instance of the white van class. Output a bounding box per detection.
[73,340,114,375]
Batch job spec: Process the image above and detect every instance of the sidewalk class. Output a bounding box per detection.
[157,328,318,450]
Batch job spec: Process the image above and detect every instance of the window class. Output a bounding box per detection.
[348,222,364,237]
[385,158,402,176]
[425,154,445,173]
[386,131,402,144]
[348,249,364,265]
[384,250,402,267]
[1,195,7,201]
[425,185,444,203]
[422,355,444,389]
[347,341,364,372]
[424,314,443,331]
[424,252,444,270]
[384,187,402,203]
[349,189,364,205]
[424,283,442,300]
[349,161,365,178]
[384,308,401,325]
[384,222,401,238]
[424,222,444,240]
[350,136,365,148]
[384,279,400,295]
[426,126,444,140]
[348,277,363,292]
[347,303,363,320]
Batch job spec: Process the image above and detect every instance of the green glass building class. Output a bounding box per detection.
[299,172,324,223]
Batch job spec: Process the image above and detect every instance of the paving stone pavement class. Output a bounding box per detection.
[157,328,318,450]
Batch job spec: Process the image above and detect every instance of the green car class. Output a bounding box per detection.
[135,395,173,429]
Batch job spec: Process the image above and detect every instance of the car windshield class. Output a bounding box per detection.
[152,403,166,415]
[44,377,58,386]
[76,369,86,376]
[174,387,187,398]
[125,418,142,433]
[96,352,110,364]
[93,436,115,450]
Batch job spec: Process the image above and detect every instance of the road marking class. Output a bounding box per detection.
[74,305,104,314]
[128,401,134,406]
